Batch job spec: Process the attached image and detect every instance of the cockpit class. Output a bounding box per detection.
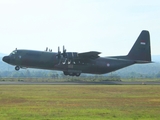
[10,50,18,56]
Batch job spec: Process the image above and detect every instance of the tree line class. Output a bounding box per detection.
[0,69,160,79]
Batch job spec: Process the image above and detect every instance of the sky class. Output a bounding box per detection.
[0,0,160,56]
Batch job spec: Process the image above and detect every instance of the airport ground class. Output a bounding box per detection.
[0,78,160,120]
[0,77,160,85]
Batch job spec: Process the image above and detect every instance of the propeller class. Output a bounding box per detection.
[58,46,60,53]
[56,46,67,59]
[57,46,61,59]
[46,47,48,51]
[62,45,67,58]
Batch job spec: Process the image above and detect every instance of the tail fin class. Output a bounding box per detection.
[127,30,151,63]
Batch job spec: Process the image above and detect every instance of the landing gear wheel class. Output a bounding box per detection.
[63,71,69,76]
[70,73,81,77]
[15,66,20,71]
[63,71,81,77]
[76,73,81,77]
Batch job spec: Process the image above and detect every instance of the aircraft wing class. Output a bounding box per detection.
[78,51,101,59]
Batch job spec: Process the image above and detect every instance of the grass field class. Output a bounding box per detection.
[0,85,160,120]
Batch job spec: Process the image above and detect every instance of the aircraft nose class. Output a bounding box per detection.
[2,56,10,63]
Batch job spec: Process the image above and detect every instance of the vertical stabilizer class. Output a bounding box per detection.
[127,30,151,62]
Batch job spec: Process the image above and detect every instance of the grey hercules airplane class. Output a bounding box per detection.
[2,30,151,76]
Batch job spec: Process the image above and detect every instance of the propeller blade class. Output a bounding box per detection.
[62,45,67,57]
[58,46,60,53]
[57,46,61,59]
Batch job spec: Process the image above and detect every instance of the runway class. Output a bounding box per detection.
[0,81,160,85]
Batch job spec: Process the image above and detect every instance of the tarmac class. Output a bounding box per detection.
[0,81,160,85]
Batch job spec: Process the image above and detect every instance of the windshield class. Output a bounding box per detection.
[10,50,17,55]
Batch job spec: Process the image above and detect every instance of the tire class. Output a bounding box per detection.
[15,66,20,71]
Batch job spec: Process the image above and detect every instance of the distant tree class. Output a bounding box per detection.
[24,70,31,77]
[47,71,59,79]
[156,72,160,78]
[11,72,25,77]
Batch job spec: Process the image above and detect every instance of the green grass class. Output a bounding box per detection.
[0,85,160,120]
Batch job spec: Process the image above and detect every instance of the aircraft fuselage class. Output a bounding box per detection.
[3,49,135,76]
[2,30,152,76]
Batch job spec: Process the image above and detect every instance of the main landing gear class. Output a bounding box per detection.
[63,71,81,77]
[15,66,20,71]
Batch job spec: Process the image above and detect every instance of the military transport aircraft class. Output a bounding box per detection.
[2,30,151,76]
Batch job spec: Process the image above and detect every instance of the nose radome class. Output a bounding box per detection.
[2,56,10,63]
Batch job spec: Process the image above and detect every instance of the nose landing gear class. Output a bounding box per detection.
[15,66,20,71]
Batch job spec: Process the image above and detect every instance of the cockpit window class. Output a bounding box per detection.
[10,50,17,55]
